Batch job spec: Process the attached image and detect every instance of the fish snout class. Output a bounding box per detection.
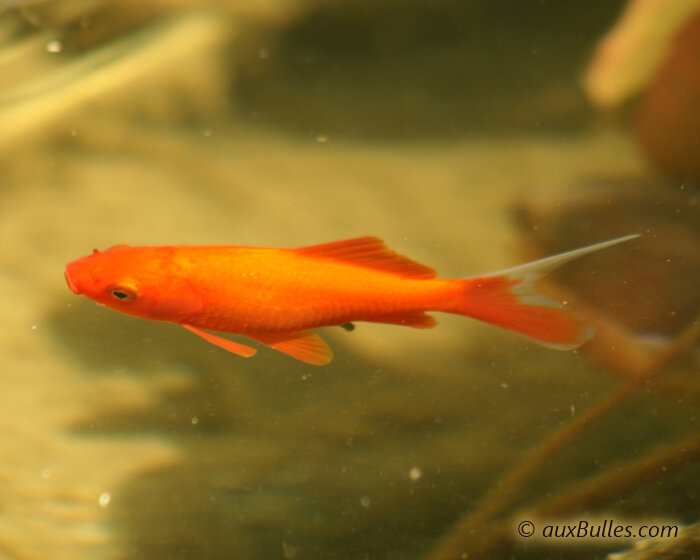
[64,265,82,294]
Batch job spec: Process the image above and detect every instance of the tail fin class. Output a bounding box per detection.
[451,235,639,350]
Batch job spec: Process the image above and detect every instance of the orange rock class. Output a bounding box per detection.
[635,11,700,183]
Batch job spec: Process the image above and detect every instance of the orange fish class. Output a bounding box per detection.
[64,235,637,365]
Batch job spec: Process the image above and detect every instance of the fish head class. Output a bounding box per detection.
[65,245,204,322]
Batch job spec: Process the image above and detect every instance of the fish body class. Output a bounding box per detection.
[64,235,638,365]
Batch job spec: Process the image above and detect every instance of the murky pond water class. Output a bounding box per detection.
[1,1,698,558]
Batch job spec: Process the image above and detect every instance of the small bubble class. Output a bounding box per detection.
[408,466,423,481]
[191,416,199,425]
[315,134,329,143]
[203,129,212,137]
[360,495,371,508]
[31,325,37,331]
[500,382,509,389]
[46,40,62,53]
[98,492,111,508]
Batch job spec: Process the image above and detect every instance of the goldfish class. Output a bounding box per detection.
[64,235,638,365]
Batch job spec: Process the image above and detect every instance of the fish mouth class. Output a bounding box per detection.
[64,268,81,294]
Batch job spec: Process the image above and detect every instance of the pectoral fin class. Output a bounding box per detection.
[182,324,257,358]
[252,330,333,366]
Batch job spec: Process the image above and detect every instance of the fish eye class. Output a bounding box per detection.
[109,285,138,302]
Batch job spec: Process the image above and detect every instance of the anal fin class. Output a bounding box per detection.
[182,324,257,358]
[252,330,333,366]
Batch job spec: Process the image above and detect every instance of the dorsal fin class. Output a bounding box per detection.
[296,237,435,279]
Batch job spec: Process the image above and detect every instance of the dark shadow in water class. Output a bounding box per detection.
[49,299,374,435]
[50,298,494,558]
[234,0,627,138]
[48,294,700,559]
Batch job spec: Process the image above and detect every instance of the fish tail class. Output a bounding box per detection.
[447,235,639,350]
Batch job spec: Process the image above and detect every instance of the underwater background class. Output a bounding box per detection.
[1,0,699,558]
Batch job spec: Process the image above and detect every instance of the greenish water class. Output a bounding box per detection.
[1,1,699,559]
